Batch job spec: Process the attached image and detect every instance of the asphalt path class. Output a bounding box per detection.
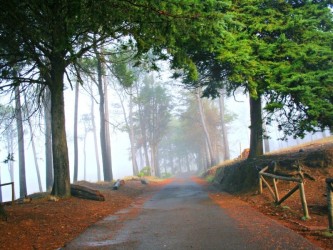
[63,177,320,250]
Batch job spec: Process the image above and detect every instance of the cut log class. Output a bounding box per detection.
[71,184,105,201]
[113,179,122,190]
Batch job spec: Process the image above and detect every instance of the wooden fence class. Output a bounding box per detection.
[259,161,310,219]
[0,182,15,205]
[326,178,333,230]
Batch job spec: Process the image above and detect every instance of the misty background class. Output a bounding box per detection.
[0,62,328,202]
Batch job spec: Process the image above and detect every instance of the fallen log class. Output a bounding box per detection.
[113,179,123,190]
[71,184,105,201]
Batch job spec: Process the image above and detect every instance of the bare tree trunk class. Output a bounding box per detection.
[103,73,113,181]
[248,95,264,159]
[95,47,113,181]
[15,87,27,198]
[219,89,230,160]
[83,133,87,180]
[73,81,80,182]
[135,84,150,168]
[196,89,215,166]
[44,87,53,191]
[6,133,15,183]
[129,89,139,175]
[139,147,144,171]
[204,139,211,170]
[23,92,42,192]
[26,116,43,192]
[90,94,101,181]
[113,85,139,175]
[150,145,156,176]
[186,155,190,173]
[155,146,160,177]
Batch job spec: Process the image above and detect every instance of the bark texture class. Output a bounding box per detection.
[248,95,264,159]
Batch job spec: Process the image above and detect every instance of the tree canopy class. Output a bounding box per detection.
[0,0,215,196]
[1,0,332,192]
[172,0,333,153]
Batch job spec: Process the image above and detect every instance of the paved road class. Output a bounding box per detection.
[64,177,320,250]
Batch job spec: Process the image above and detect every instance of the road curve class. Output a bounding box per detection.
[63,177,320,250]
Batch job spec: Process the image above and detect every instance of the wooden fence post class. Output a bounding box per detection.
[272,162,279,202]
[299,181,310,219]
[11,182,15,205]
[0,182,15,205]
[326,178,333,230]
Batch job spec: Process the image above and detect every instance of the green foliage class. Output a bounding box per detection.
[321,230,333,238]
[3,153,14,164]
[138,166,151,177]
[0,0,217,195]
[205,175,215,183]
[174,0,333,139]
[134,77,172,146]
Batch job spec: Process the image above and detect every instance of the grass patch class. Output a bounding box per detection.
[321,230,333,238]
[205,175,215,183]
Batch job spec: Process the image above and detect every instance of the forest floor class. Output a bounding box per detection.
[209,136,333,250]
[0,178,170,250]
[1,137,333,249]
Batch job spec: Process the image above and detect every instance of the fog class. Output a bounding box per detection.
[0,70,328,202]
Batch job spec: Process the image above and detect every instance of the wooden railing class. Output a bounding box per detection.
[0,182,15,205]
[326,178,333,230]
[259,161,310,219]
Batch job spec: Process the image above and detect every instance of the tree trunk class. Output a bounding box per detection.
[44,87,53,191]
[219,89,230,160]
[23,92,42,192]
[248,95,264,159]
[129,89,139,175]
[95,48,112,181]
[150,144,156,176]
[90,92,101,181]
[204,139,211,170]
[186,155,190,173]
[73,81,79,182]
[103,73,113,181]
[0,174,2,202]
[114,86,139,176]
[50,62,71,197]
[6,129,15,184]
[83,133,87,180]
[27,115,43,192]
[135,84,150,168]
[15,87,27,198]
[139,147,144,171]
[196,89,215,166]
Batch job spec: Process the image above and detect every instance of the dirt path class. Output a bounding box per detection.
[63,177,320,250]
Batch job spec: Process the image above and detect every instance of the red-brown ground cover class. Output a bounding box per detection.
[0,179,169,250]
